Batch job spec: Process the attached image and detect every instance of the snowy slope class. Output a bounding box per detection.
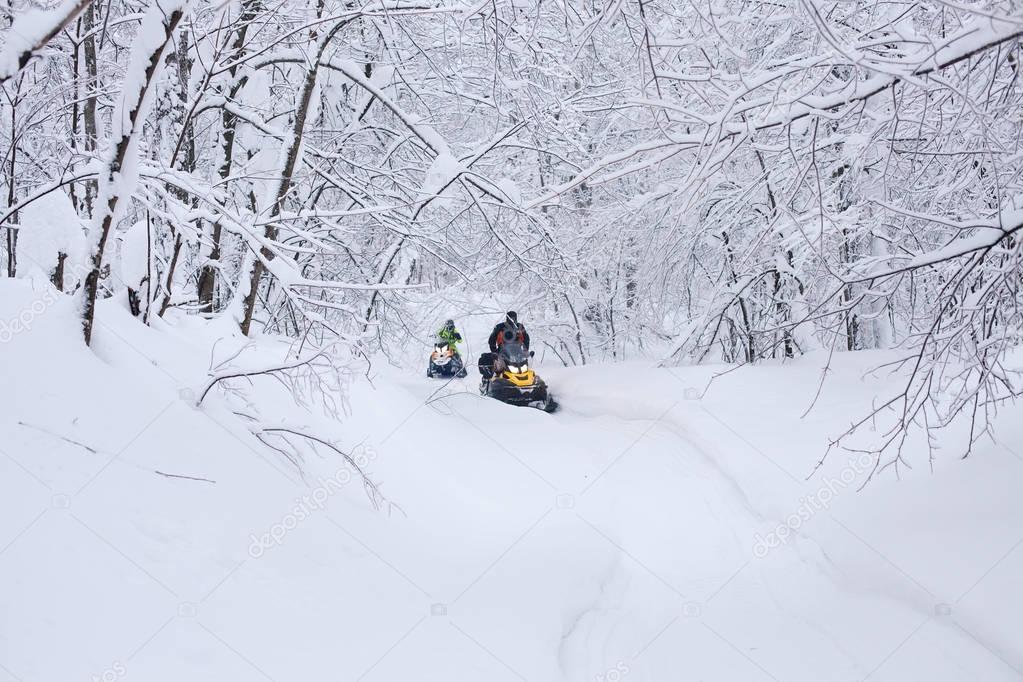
[1,278,1022,682]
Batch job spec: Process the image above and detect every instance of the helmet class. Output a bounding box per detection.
[445,319,455,328]
[506,311,517,324]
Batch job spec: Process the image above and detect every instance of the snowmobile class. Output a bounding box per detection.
[427,340,467,378]
[479,340,558,413]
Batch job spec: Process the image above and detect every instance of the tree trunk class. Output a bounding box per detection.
[158,29,197,318]
[6,95,18,277]
[239,10,343,335]
[52,252,67,291]
[198,0,257,312]
[81,3,185,345]
[81,1,99,216]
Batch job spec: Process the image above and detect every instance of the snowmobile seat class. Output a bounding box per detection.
[478,352,496,379]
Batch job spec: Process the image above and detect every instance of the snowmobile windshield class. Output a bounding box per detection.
[500,341,530,366]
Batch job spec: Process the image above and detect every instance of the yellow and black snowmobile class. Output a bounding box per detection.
[479,340,557,412]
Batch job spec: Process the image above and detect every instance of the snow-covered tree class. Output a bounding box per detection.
[0,0,1020,465]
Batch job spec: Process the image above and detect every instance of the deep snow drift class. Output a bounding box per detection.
[1,278,1022,682]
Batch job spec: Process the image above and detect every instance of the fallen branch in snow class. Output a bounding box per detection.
[17,421,99,454]
[153,469,216,484]
[259,427,386,510]
[197,342,388,509]
[197,348,331,405]
[422,372,473,406]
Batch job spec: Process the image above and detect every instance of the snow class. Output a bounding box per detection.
[14,189,87,288]
[1,281,1022,681]
[0,0,85,81]
[497,177,523,205]
[422,151,465,199]
[118,220,149,289]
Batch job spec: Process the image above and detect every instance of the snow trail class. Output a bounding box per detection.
[1,287,1022,681]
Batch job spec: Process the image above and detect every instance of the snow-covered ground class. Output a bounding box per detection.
[2,277,1022,682]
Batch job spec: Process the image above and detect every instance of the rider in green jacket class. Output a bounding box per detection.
[438,319,463,354]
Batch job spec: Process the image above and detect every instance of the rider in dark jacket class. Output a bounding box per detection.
[480,311,529,381]
[488,311,529,353]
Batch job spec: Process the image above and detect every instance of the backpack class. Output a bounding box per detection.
[495,323,525,347]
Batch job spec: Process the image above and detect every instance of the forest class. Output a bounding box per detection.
[2,2,1023,680]
[1,0,1021,461]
